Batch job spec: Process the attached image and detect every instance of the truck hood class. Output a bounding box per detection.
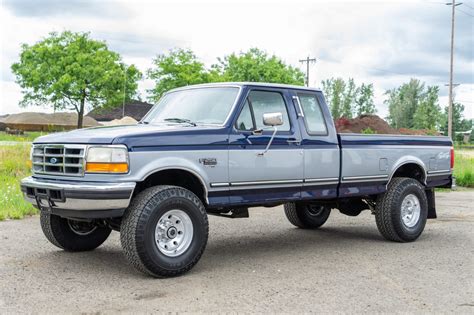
[34,124,229,149]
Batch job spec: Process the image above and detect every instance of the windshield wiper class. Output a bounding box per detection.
[163,118,197,126]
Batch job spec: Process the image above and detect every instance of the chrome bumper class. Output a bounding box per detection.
[20,176,136,218]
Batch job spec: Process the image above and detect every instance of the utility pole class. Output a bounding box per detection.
[446,0,462,139]
[299,56,317,87]
[122,66,127,118]
[445,83,460,134]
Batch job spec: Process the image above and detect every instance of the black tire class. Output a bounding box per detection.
[284,203,331,229]
[375,177,428,242]
[120,185,209,278]
[40,213,111,251]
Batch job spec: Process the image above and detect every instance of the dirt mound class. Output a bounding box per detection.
[335,115,399,134]
[3,112,99,131]
[100,116,137,126]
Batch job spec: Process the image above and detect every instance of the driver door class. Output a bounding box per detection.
[228,88,304,204]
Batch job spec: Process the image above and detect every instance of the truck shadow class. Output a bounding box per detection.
[32,225,434,278]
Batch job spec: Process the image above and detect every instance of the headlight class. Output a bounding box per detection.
[85,146,129,173]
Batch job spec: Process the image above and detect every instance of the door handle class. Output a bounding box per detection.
[287,138,301,145]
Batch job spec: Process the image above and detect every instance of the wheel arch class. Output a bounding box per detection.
[134,167,209,205]
[388,157,427,187]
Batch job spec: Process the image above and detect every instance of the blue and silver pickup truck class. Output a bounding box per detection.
[21,82,454,277]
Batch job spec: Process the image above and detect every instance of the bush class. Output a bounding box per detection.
[362,127,376,134]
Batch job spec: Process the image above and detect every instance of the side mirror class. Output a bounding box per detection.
[258,112,283,157]
[262,112,283,126]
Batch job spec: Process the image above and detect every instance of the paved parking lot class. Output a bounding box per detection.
[0,190,473,313]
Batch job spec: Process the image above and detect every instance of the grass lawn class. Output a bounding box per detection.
[0,144,37,220]
[0,131,49,142]
[453,151,474,187]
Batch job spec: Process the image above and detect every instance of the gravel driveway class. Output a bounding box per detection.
[1,190,473,313]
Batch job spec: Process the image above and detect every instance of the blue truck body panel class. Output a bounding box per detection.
[28,82,453,210]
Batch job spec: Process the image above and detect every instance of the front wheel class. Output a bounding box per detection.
[120,185,209,278]
[375,177,428,242]
[40,213,111,251]
[284,203,331,229]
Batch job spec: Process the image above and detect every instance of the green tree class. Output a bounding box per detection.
[11,31,142,128]
[322,78,346,119]
[212,48,305,85]
[413,86,441,130]
[385,79,425,129]
[355,83,376,116]
[147,48,305,101]
[147,48,210,101]
[322,78,375,119]
[341,78,357,118]
[440,102,472,135]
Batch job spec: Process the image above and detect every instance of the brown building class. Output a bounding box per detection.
[87,100,154,122]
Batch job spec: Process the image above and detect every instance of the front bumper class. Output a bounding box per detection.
[20,176,136,219]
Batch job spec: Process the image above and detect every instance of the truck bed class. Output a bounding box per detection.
[337,134,453,197]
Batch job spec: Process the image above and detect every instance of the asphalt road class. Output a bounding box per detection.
[1,190,473,313]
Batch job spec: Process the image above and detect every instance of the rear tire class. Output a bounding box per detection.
[40,213,111,251]
[375,177,428,242]
[284,203,331,229]
[120,185,209,278]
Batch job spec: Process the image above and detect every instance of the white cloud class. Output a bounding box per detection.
[1,0,473,119]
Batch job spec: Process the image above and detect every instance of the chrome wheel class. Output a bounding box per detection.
[155,209,193,257]
[67,220,97,236]
[307,205,325,217]
[401,194,421,228]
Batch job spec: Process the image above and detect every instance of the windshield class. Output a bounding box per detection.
[143,87,240,125]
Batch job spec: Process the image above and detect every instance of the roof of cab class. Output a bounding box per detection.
[168,82,322,93]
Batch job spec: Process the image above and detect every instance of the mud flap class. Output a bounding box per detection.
[425,189,437,219]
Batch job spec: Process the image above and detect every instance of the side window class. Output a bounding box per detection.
[297,92,327,135]
[235,100,254,131]
[248,90,290,131]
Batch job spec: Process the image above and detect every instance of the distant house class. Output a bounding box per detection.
[87,100,154,122]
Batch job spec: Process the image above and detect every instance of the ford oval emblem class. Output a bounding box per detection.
[50,157,58,164]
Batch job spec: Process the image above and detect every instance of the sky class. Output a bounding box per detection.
[0,0,473,119]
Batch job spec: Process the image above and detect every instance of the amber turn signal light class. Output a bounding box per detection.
[85,162,128,173]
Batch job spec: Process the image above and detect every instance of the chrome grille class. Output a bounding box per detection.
[32,144,86,177]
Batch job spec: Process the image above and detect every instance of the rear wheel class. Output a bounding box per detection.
[375,177,428,242]
[120,185,208,278]
[284,203,331,229]
[40,213,111,251]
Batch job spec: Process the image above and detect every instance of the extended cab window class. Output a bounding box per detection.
[236,90,290,131]
[297,92,327,135]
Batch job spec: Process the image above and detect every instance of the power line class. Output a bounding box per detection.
[457,8,474,16]
[463,2,474,9]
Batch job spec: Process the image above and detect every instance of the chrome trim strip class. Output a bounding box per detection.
[343,175,388,181]
[304,177,339,183]
[210,182,230,188]
[427,169,451,174]
[304,181,339,186]
[231,179,303,187]
[342,178,388,183]
[211,178,342,188]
